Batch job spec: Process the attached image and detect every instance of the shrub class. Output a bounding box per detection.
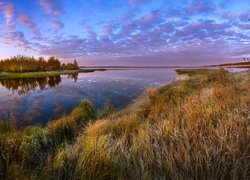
[47,116,77,143]
[20,127,52,166]
[207,68,232,84]
[71,100,96,123]
[47,100,96,143]
[0,130,23,179]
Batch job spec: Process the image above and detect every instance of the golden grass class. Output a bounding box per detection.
[0,69,249,179]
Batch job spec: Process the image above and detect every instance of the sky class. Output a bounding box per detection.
[0,0,249,66]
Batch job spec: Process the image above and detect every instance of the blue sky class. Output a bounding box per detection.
[0,0,249,65]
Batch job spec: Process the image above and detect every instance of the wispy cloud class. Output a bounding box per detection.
[18,13,37,28]
[38,0,64,32]
[1,2,15,26]
[128,0,150,7]
[0,1,30,50]
[38,0,63,16]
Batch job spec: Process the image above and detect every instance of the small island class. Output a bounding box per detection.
[0,55,106,79]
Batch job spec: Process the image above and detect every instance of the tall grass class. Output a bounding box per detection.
[0,69,249,179]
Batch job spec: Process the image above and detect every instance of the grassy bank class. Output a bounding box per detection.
[176,68,222,76]
[0,69,249,179]
[218,61,250,68]
[0,69,107,79]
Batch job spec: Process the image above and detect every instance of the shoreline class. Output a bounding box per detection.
[0,69,107,79]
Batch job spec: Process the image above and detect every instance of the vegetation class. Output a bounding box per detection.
[0,69,249,179]
[0,55,79,73]
[0,69,98,79]
[218,60,250,68]
[175,68,223,76]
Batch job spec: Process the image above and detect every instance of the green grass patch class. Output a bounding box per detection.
[175,68,223,76]
[0,69,107,79]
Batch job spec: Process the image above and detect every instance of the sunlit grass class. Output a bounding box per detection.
[0,69,96,79]
[0,68,249,179]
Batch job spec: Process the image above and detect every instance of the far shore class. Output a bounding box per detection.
[0,69,107,79]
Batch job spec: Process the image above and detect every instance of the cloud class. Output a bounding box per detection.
[18,13,37,28]
[1,2,15,26]
[222,11,249,22]
[0,1,31,50]
[85,27,97,41]
[238,23,250,30]
[38,0,64,32]
[186,1,216,14]
[38,0,63,16]
[36,5,250,64]
[128,0,150,7]
[17,13,43,41]
[51,18,64,32]
[6,29,30,48]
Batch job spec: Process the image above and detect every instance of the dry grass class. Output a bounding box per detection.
[0,69,249,179]
[47,69,250,179]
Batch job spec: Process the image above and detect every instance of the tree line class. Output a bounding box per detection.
[0,55,79,72]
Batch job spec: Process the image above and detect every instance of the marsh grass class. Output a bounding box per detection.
[0,69,249,179]
[0,69,97,79]
[175,68,221,76]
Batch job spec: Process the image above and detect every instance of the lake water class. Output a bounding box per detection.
[0,68,177,125]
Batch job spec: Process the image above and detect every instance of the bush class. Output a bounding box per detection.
[47,100,96,143]
[207,68,232,84]
[0,130,23,179]
[47,116,77,143]
[20,127,52,167]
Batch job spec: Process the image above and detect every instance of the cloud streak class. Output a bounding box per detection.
[1,2,15,26]
[38,0,63,16]
[18,13,36,28]
[38,0,64,32]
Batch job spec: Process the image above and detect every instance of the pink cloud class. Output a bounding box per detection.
[51,18,64,32]
[38,0,63,16]
[18,13,36,28]
[186,2,215,14]
[85,28,97,41]
[1,2,15,26]
[38,0,64,32]
[103,26,112,36]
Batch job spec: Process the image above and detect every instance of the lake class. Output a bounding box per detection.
[0,68,177,125]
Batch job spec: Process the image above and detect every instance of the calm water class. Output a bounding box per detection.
[0,68,177,125]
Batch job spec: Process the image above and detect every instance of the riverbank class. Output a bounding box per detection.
[0,69,107,79]
[0,68,249,179]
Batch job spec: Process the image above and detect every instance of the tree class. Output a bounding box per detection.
[46,57,61,71]
[73,60,79,69]
[0,55,79,72]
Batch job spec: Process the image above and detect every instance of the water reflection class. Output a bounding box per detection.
[0,73,78,95]
[67,73,78,82]
[0,69,176,125]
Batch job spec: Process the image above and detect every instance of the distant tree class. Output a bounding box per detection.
[61,63,66,70]
[0,55,79,72]
[73,60,79,69]
[37,57,47,71]
[47,57,61,71]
